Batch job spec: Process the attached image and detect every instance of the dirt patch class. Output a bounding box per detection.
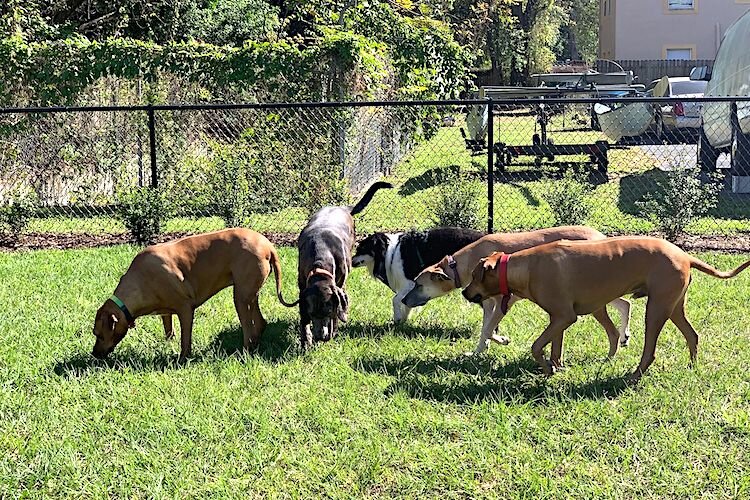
[2,230,750,254]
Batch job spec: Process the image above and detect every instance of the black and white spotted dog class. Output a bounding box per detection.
[352,227,484,322]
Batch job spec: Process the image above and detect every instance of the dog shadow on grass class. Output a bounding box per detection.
[353,353,631,405]
[53,320,298,378]
[343,320,476,342]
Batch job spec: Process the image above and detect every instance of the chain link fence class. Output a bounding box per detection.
[2,97,750,248]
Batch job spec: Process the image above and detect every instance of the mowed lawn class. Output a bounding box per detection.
[1,245,750,497]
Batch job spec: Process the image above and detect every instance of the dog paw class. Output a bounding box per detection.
[491,335,511,345]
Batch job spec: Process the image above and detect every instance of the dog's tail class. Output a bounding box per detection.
[270,249,299,307]
[350,181,393,215]
[690,256,750,279]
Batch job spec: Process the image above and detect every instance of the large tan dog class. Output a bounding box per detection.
[402,226,632,355]
[462,236,750,381]
[92,228,295,360]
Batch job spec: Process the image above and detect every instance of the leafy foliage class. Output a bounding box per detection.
[0,190,37,245]
[636,167,722,241]
[430,170,482,230]
[0,34,389,106]
[115,186,169,244]
[543,170,594,226]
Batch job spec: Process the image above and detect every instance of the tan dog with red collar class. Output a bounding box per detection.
[462,237,750,381]
[92,228,296,360]
[402,226,632,356]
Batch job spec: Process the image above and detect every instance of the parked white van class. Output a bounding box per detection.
[699,9,750,191]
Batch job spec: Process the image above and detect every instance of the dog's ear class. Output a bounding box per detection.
[476,258,487,282]
[430,269,451,282]
[109,314,119,331]
[482,256,498,271]
[375,233,390,251]
[335,287,349,323]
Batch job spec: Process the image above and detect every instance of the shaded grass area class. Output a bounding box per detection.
[1,245,750,496]
[18,116,750,237]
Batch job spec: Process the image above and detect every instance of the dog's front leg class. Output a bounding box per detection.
[470,298,503,355]
[162,315,174,340]
[468,296,515,356]
[177,308,195,360]
[532,314,576,375]
[392,288,412,324]
[300,309,313,349]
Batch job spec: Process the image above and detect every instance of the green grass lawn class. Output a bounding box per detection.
[2,245,750,497]
[21,115,750,238]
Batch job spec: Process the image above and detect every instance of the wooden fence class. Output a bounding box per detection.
[595,59,713,85]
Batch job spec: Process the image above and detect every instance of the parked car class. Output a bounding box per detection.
[651,76,707,139]
[699,9,750,186]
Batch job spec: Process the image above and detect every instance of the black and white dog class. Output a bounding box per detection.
[352,227,484,323]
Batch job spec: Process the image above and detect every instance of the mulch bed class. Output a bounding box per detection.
[2,231,750,254]
[0,232,300,252]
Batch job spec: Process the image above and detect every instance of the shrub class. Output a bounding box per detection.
[209,144,251,228]
[636,166,722,241]
[115,187,170,244]
[543,170,594,225]
[430,170,482,230]
[0,192,37,245]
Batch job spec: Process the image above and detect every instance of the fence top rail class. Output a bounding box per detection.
[2,95,750,114]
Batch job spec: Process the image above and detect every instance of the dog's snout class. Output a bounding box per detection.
[462,290,482,304]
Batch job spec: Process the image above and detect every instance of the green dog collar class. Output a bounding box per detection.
[110,294,136,327]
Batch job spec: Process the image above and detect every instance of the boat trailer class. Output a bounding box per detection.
[463,102,610,173]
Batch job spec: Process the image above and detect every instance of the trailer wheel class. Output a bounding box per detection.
[698,128,719,172]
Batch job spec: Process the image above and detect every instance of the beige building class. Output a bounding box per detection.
[599,0,750,61]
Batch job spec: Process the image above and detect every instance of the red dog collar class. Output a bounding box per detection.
[498,253,511,314]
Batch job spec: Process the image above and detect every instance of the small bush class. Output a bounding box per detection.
[0,192,37,245]
[636,166,722,241]
[116,187,170,245]
[430,170,482,230]
[543,170,594,225]
[209,144,251,228]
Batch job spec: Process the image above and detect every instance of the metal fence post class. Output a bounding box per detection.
[487,98,494,234]
[147,106,158,188]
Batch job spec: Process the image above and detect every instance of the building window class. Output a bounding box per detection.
[666,47,693,60]
[668,0,695,10]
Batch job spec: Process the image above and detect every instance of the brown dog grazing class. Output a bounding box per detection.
[462,237,750,381]
[402,226,632,356]
[92,228,296,360]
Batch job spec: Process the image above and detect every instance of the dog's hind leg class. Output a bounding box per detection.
[630,298,672,382]
[177,308,195,360]
[609,298,632,346]
[162,315,174,340]
[669,292,698,366]
[234,286,266,351]
[592,307,622,359]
